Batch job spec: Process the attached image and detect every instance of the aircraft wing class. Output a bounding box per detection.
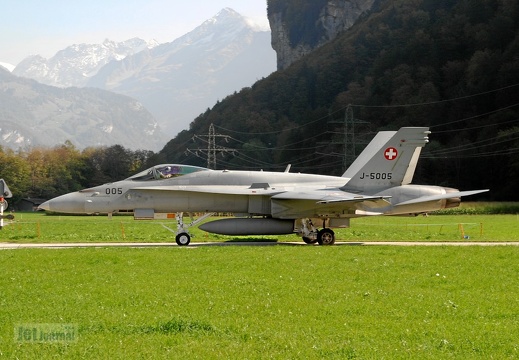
[272,191,391,206]
[395,189,489,206]
[270,191,392,218]
[131,186,391,205]
[130,185,281,196]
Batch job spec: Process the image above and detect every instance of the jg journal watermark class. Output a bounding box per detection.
[15,323,77,343]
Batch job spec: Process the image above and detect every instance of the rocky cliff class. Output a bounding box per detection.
[268,0,375,70]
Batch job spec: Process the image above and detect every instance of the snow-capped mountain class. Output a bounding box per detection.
[13,38,158,87]
[0,62,15,72]
[0,67,166,151]
[13,8,276,137]
[88,7,276,136]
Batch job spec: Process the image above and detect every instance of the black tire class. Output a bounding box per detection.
[317,228,335,245]
[175,232,191,246]
[302,236,318,244]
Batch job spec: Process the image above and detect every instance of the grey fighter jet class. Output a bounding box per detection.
[39,127,488,245]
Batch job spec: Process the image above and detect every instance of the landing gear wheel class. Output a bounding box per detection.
[302,236,318,244]
[317,228,335,245]
[175,232,191,246]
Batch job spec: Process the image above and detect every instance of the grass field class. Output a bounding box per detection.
[1,211,519,243]
[1,246,518,359]
[1,209,518,358]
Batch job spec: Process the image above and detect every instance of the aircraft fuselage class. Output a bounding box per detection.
[41,170,346,215]
[41,169,461,218]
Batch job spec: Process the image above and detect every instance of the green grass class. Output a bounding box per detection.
[0,246,518,358]
[1,211,519,243]
[1,207,518,358]
[435,202,519,215]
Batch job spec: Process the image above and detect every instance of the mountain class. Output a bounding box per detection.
[0,68,165,151]
[11,8,276,138]
[87,8,276,136]
[0,62,15,72]
[13,38,158,88]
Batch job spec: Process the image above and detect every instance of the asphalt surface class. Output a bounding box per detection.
[0,241,518,249]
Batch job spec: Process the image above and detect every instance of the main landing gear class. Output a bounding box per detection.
[317,228,335,245]
[161,212,214,246]
[299,218,336,245]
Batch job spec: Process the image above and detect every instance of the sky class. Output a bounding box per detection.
[0,0,270,66]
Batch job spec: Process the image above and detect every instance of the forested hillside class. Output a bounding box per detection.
[161,0,519,200]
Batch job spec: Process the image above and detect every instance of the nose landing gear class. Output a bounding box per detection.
[160,212,214,246]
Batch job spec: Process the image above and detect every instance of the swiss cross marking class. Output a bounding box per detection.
[384,147,398,160]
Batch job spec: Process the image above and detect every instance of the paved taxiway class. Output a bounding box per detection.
[1,241,518,249]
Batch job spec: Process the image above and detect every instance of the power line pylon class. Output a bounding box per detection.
[207,123,217,170]
[341,105,371,172]
[343,105,356,171]
[188,123,235,169]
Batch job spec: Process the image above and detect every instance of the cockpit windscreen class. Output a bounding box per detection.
[127,164,210,181]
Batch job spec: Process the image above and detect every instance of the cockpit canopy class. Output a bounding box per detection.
[127,164,211,181]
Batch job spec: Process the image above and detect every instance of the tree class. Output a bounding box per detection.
[0,147,31,201]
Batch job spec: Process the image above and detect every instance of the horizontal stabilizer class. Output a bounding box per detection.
[395,189,489,206]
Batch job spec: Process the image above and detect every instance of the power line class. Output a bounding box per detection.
[350,82,519,109]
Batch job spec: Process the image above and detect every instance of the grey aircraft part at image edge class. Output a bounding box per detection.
[0,179,14,228]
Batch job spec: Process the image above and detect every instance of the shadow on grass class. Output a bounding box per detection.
[223,237,279,243]
[81,318,217,336]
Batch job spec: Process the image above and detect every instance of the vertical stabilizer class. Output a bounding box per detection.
[342,127,430,192]
[342,131,396,178]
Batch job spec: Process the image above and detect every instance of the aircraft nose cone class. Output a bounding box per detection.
[38,200,51,211]
[38,192,86,213]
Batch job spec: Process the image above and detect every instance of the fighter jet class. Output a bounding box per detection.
[39,127,488,245]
